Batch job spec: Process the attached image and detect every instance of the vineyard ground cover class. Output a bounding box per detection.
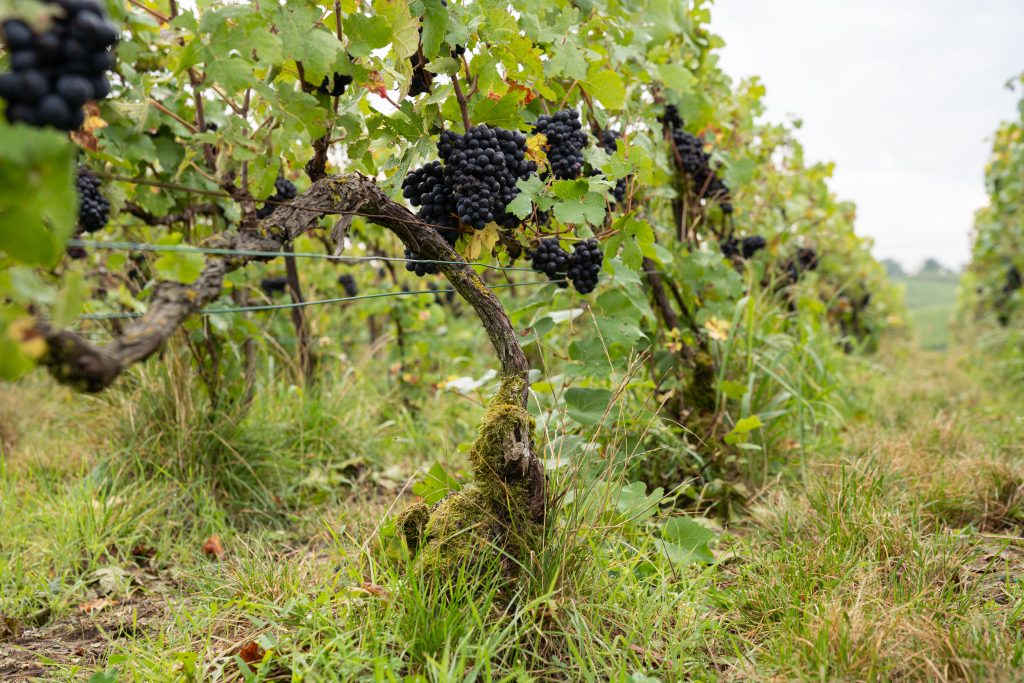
[1,338,1022,681]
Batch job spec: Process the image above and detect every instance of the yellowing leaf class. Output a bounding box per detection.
[526,133,548,165]
[704,317,731,341]
[7,317,46,359]
[463,223,500,261]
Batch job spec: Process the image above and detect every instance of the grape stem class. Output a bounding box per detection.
[451,72,472,131]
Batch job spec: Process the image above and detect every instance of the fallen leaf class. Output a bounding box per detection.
[91,565,129,596]
[237,640,265,665]
[78,597,117,614]
[353,582,389,598]
[202,535,225,560]
[0,614,21,640]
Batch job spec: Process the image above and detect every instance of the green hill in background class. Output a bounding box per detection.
[893,272,960,350]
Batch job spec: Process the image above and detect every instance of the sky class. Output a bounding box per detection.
[710,0,1023,270]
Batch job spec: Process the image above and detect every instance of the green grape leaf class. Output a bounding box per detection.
[583,68,625,110]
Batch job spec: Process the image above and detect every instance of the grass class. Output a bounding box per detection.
[2,335,1024,681]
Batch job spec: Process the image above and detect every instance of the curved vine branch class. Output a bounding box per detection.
[39,173,529,402]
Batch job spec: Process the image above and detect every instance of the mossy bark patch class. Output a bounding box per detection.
[399,375,545,580]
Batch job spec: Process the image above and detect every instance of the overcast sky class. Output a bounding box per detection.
[710,0,1023,270]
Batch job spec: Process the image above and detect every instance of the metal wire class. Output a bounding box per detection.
[78,279,566,320]
[68,238,537,273]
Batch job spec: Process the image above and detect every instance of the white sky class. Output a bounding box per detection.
[710,0,1023,270]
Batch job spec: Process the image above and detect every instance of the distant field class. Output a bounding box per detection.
[893,273,960,350]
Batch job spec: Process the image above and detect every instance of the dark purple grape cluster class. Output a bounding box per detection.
[797,247,819,271]
[409,55,431,96]
[720,235,766,261]
[566,238,603,294]
[256,176,298,219]
[1006,266,1022,295]
[597,129,630,205]
[0,1,118,130]
[76,166,108,233]
[742,235,766,258]
[782,246,820,284]
[317,72,352,97]
[400,125,536,276]
[260,276,288,296]
[437,125,537,229]
[337,273,358,297]
[402,160,459,238]
[661,104,684,131]
[530,238,571,286]
[404,247,439,277]
[662,105,732,212]
[533,109,588,180]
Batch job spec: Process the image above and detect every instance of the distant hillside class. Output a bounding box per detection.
[893,272,959,350]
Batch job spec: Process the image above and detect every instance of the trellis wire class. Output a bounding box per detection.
[68,239,537,273]
[78,279,566,321]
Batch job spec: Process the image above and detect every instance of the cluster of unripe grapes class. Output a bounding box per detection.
[662,105,732,213]
[0,0,118,130]
[256,176,298,220]
[533,109,588,180]
[530,237,604,294]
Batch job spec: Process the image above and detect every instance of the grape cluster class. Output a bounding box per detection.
[533,109,588,180]
[720,235,766,261]
[404,247,439,277]
[742,235,766,258]
[530,238,604,294]
[797,247,819,271]
[437,125,537,229]
[76,166,109,233]
[400,125,536,276]
[0,1,118,130]
[260,276,288,296]
[530,238,571,286]
[662,105,732,212]
[782,247,819,284]
[337,273,358,297]
[402,160,459,237]
[598,129,629,205]
[1005,265,1022,295]
[567,238,603,294]
[409,55,432,97]
[256,176,298,220]
[317,72,352,97]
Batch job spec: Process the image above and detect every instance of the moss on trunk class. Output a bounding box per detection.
[398,374,545,580]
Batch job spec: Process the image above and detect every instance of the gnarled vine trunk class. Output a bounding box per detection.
[38,172,546,576]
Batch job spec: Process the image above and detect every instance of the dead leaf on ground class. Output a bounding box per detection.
[202,535,225,560]
[0,614,21,640]
[353,582,389,598]
[78,597,117,615]
[237,640,265,665]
